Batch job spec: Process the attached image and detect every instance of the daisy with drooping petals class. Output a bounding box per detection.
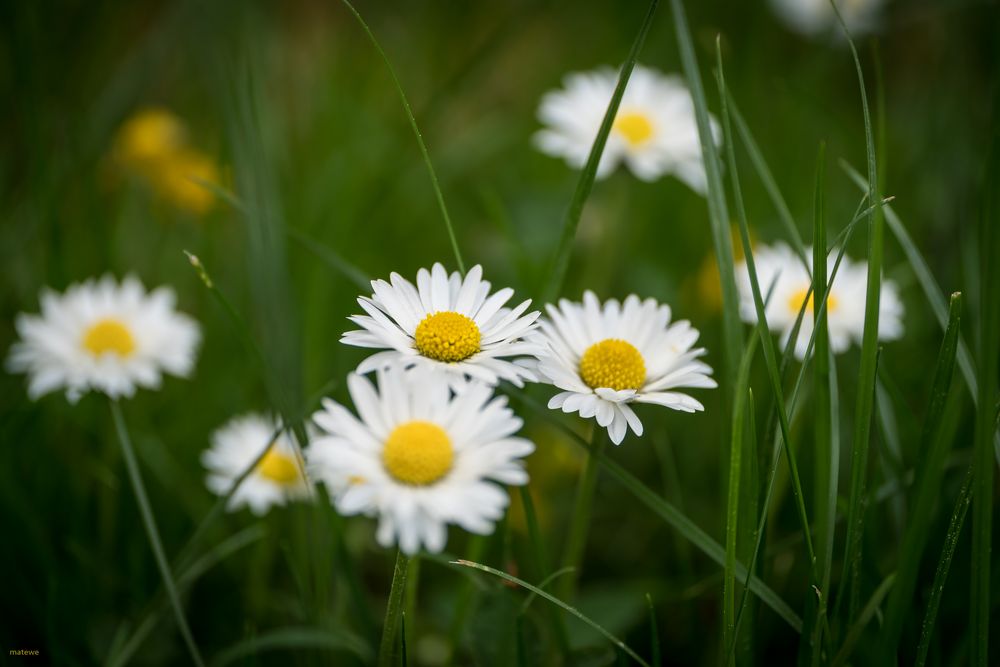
[202,413,311,515]
[6,275,200,402]
[532,292,717,445]
[770,0,885,37]
[736,242,904,359]
[308,366,534,555]
[341,263,542,387]
[534,64,720,193]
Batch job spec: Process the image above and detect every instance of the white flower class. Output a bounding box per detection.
[533,64,720,193]
[307,366,534,555]
[6,275,200,402]
[532,292,717,445]
[201,413,312,515]
[736,242,904,359]
[341,263,542,387]
[770,0,885,36]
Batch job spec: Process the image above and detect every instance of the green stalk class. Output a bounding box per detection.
[110,401,205,667]
[559,428,608,601]
[378,549,411,667]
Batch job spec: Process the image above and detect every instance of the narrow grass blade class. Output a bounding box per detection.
[970,134,1000,667]
[444,535,487,665]
[210,626,372,666]
[340,0,465,272]
[287,228,371,291]
[832,5,885,630]
[646,593,661,667]
[510,389,803,632]
[879,293,963,660]
[452,559,651,667]
[669,0,743,412]
[830,572,896,667]
[110,401,205,667]
[520,486,571,653]
[543,0,659,301]
[559,428,607,601]
[378,550,411,667]
[915,467,974,667]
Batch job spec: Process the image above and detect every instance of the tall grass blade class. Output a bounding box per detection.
[646,593,661,667]
[970,133,1000,667]
[453,559,651,667]
[210,626,372,666]
[340,0,465,272]
[830,572,896,667]
[543,0,659,301]
[559,428,607,601]
[915,467,974,667]
[378,550,411,667]
[520,486,571,654]
[879,293,963,660]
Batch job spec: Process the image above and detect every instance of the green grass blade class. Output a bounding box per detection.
[519,486,571,654]
[543,0,659,301]
[646,593,661,667]
[110,401,206,667]
[287,228,371,291]
[210,626,372,666]
[378,550,411,667]
[915,467,974,667]
[510,389,803,632]
[669,0,743,414]
[559,428,607,602]
[970,134,1000,667]
[453,559,651,667]
[340,0,465,272]
[832,4,884,631]
[879,293,963,660]
[830,572,896,667]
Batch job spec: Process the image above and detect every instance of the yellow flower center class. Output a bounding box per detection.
[787,288,838,315]
[257,448,302,486]
[382,420,454,486]
[83,319,136,357]
[579,338,646,391]
[614,111,655,147]
[414,311,481,363]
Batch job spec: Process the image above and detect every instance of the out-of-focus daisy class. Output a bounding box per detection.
[6,275,200,402]
[736,242,904,359]
[532,292,716,445]
[341,263,542,387]
[111,107,220,215]
[202,414,311,515]
[534,64,719,193]
[308,366,534,554]
[770,0,885,37]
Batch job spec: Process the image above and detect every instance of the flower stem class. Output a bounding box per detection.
[378,549,411,667]
[559,427,607,601]
[110,400,205,667]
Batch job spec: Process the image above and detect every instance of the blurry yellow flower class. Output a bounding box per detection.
[111,107,220,215]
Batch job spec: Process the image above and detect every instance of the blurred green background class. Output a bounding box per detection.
[1,1,997,665]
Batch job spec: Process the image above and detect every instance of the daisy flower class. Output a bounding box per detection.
[202,413,311,515]
[533,64,720,193]
[6,275,200,402]
[736,242,904,359]
[770,0,885,37]
[308,366,534,555]
[533,292,717,445]
[341,263,542,387]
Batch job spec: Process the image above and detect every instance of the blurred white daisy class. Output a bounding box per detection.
[736,242,904,359]
[308,366,534,555]
[534,64,720,193]
[202,413,311,515]
[532,292,717,445]
[6,275,200,402]
[341,263,542,387]
[770,0,885,37]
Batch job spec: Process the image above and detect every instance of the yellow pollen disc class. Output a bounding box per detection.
[83,319,136,357]
[579,338,646,391]
[414,311,481,363]
[257,448,302,486]
[614,111,655,147]
[382,421,454,486]
[788,288,838,315]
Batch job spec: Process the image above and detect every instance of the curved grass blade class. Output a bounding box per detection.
[340,0,465,272]
[878,293,963,661]
[452,559,651,667]
[210,626,372,667]
[915,467,974,667]
[378,550,411,667]
[830,572,896,667]
[543,0,659,301]
[519,486,571,653]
